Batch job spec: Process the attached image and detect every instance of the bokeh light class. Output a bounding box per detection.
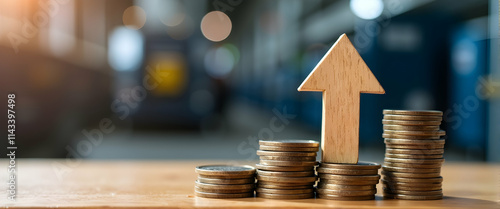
[200,11,232,42]
[122,5,147,30]
[148,52,187,97]
[350,0,384,20]
[108,27,144,72]
[204,46,235,79]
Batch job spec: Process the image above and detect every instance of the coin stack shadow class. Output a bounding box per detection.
[255,140,319,199]
[316,162,381,200]
[194,165,256,198]
[381,109,445,200]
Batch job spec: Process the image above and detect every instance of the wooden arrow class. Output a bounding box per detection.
[298,34,385,164]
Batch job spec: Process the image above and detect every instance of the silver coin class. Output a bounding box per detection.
[195,165,256,176]
[259,140,319,147]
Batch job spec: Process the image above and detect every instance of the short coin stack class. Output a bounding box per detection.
[381,109,445,200]
[316,162,381,200]
[194,165,256,198]
[255,140,319,199]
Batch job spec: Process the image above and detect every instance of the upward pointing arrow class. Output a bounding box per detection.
[298,34,385,164]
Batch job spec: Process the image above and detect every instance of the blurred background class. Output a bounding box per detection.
[0,0,499,162]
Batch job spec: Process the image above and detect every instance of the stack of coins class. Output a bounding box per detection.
[381,109,445,200]
[255,140,319,199]
[316,162,381,200]
[194,165,256,198]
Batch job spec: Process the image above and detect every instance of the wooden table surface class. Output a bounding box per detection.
[1,160,499,208]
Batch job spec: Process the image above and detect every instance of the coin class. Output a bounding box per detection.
[382,176,443,183]
[382,170,441,178]
[383,133,441,139]
[259,139,319,147]
[385,153,443,159]
[319,161,381,170]
[385,148,444,155]
[195,165,256,176]
[385,144,445,149]
[382,183,442,191]
[384,158,445,164]
[256,175,317,183]
[257,150,317,157]
[197,177,255,185]
[197,174,254,179]
[383,193,443,200]
[384,114,442,121]
[194,186,254,194]
[316,188,377,196]
[259,155,316,161]
[256,192,313,199]
[256,183,311,190]
[382,165,441,173]
[255,164,314,172]
[259,159,317,167]
[381,179,442,188]
[256,170,314,177]
[256,188,313,195]
[383,162,442,169]
[319,179,380,186]
[318,174,380,181]
[383,124,439,131]
[195,181,255,190]
[316,167,378,175]
[383,129,446,136]
[382,119,441,126]
[383,109,443,116]
[316,194,375,200]
[194,190,254,198]
[383,188,443,196]
[259,145,319,152]
[384,138,445,145]
[316,183,376,191]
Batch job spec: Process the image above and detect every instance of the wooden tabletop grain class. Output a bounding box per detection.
[0,160,498,208]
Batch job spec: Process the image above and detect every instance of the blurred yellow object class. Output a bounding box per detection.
[148,52,187,97]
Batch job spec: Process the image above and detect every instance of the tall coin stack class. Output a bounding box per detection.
[381,109,445,200]
[195,165,256,198]
[316,162,381,200]
[255,140,319,199]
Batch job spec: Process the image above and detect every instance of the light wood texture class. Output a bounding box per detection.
[1,160,498,208]
[298,34,385,163]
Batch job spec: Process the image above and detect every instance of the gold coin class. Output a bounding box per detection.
[382,183,442,191]
[319,161,381,170]
[256,180,315,186]
[383,193,443,200]
[194,186,254,194]
[383,124,439,131]
[259,145,319,152]
[195,165,256,176]
[259,155,316,161]
[383,129,446,136]
[384,138,445,145]
[256,175,317,183]
[256,150,317,157]
[316,188,377,196]
[255,164,314,172]
[318,174,380,181]
[385,144,445,149]
[256,183,311,190]
[384,157,445,164]
[383,188,443,196]
[316,183,376,191]
[195,190,254,198]
[316,167,379,175]
[382,165,441,173]
[316,194,375,200]
[382,170,441,178]
[382,176,443,183]
[258,140,319,148]
[383,162,442,169]
[381,179,442,188]
[385,148,444,155]
[197,177,254,185]
[319,179,379,186]
[256,170,314,177]
[384,114,442,121]
[385,153,443,159]
[383,109,443,116]
[259,159,317,167]
[383,133,441,139]
[255,188,313,195]
[256,192,313,199]
[195,181,255,190]
[382,119,441,126]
